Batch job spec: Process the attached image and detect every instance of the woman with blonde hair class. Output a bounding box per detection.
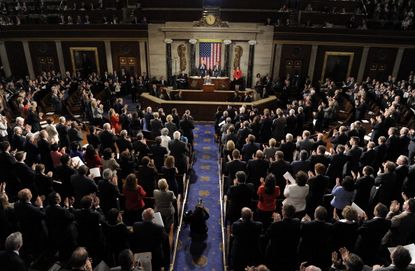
[154,178,176,231]
[108,108,121,134]
[162,155,179,195]
[223,140,235,160]
[123,173,146,225]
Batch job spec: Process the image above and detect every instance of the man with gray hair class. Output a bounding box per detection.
[98,168,121,215]
[168,130,189,174]
[0,232,25,271]
[131,208,170,270]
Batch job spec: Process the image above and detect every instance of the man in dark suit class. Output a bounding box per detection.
[224,149,247,191]
[360,141,377,170]
[198,60,207,77]
[326,145,348,186]
[230,207,262,271]
[133,132,150,165]
[291,150,311,174]
[54,154,77,198]
[45,192,76,261]
[98,169,121,215]
[56,116,70,149]
[298,206,333,270]
[10,126,25,151]
[179,113,195,145]
[309,145,330,171]
[306,163,329,217]
[269,151,291,195]
[37,130,53,171]
[0,232,26,271]
[394,155,409,202]
[241,134,260,162]
[212,62,222,77]
[375,136,388,172]
[345,136,363,174]
[265,204,301,271]
[14,189,47,260]
[355,203,391,266]
[99,123,118,152]
[70,165,98,205]
[168,131,189,174]
[246,150,269,190]
[0,141,18,200]
[131,208,170,271]
[236,121,252,149]
[330,126,349,148]
[382,198,415,247]
[75,195,105,264]
[373,161,397,206]
[386,127,401,162]
[149,137,168,171]
[14,151,35,196]
[226,171,254,224]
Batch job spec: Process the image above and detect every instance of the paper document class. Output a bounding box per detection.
[152,212,164,227]
[283,172,296,184]
[351,202,365,216]
[134,252,152,271]
[71,156,84,167]
[388,244,415,264]
[90,167,101,178]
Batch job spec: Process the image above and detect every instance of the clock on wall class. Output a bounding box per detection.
[194,8,228,27]
[205,14,216,25]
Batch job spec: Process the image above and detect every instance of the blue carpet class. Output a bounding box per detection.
[174,124,223,270]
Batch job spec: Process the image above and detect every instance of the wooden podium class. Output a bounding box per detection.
[202,84,215,92]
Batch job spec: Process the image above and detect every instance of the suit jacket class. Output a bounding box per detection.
[246,159,269,189]
[0,250,26,271]
[241,142,260,162]
[168,139,189,172]
[224,159,247,181]
[231,219,263,271]
[14,201,47,252]
[265,218,301,269]
[374,171,397,205]
[227,183,254,223]
[149,144,168,171]
[98,179,121,214]
[131,221,170,270]
[306,175,329,212]
[382,211,415,247]
[360,149,377,169]
[45,204,76,252]
[75,208,105,251]
[38,138,53,170]
[14,162,35,193]
[355,217,391,265]
[291,160,311,174]
[326,153,348,181]
[299,220,333,269]
[269,160,291,194]
[70,174,98,203]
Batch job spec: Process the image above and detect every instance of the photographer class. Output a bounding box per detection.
[187,199,210,239]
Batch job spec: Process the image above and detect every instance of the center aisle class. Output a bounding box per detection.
[174,123,223,270]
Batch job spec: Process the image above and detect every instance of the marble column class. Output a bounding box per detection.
[307,45,318,81]
[104,40,114,74]
[189,39,197,76]
[55,41,66,76]
[357,47,370,83]
[22,41,35,79]
[223,40,232,77]
[0,42,11,77]
[139,41,147,75]
[165,39,173,83]
[273,44,282,80]
[247,40,256,88]
[392,48,405,78]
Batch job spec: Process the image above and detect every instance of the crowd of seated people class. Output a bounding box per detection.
[365,0,414,30]
[216,71,415,270]
[0,67,195,270]
[0,0,150,25]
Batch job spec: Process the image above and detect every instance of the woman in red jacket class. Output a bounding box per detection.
[256,173,280,229]
[109,108,121,134]
[123,173,146,225]
[83,144,102,169]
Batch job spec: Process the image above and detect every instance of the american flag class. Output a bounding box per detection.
[199,42,222,70]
